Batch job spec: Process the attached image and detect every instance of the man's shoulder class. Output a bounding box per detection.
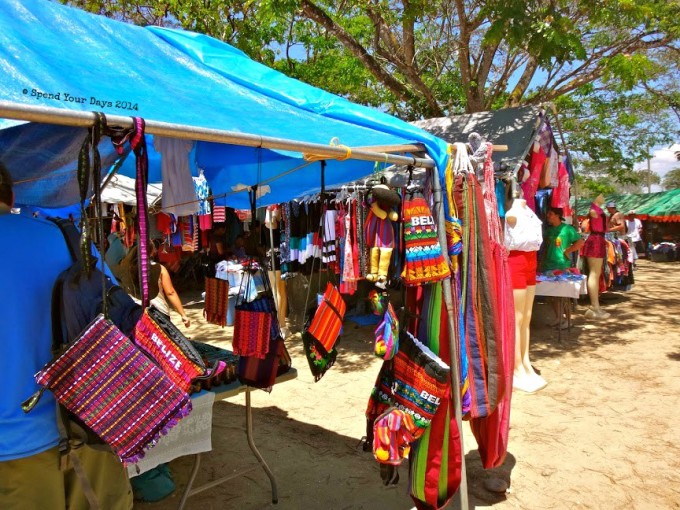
[1,213,62,232]
[2,214,71,255]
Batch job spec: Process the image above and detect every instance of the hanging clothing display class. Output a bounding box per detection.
[551,159,570,208]
[521,143,545,212]
[193,171,211,216]
[454,171,506,419]
[322,210,337,264]
[154,136,199,217]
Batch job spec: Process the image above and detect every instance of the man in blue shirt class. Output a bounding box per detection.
[0,163,132,509]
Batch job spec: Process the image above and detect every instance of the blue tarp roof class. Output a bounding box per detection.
[0,0,449,209]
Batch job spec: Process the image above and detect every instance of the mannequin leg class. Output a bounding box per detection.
[586,257,603,310]
[513,286,547,393]
[513,288,529,379]
[585,257,610,318]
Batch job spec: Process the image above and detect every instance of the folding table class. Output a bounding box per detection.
[535,277,587,342]
[176,368,298,510]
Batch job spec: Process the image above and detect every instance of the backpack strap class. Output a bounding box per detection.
[47,217,80,354]
[48,217,81,264]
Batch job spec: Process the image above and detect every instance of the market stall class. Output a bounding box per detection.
[0,1,478,508]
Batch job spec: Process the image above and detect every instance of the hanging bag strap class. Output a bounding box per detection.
[90,113,108,318]
[303,161,327,312]
[128,118,150,307]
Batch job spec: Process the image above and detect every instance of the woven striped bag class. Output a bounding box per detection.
[302,283,346,381]
[34,315,192,465]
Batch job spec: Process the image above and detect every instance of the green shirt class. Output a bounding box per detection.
[542,223,581,271]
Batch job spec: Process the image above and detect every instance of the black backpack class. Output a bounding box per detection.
[49,217,142,346]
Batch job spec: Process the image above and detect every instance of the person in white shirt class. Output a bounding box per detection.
[625,210,643,263]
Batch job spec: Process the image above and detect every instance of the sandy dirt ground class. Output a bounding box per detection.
[138,259,680,510]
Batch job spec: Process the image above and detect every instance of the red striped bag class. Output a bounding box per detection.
[302,283,346,381]
[307,282,345,356]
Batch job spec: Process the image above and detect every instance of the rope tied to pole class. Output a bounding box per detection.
[303,137,352,162]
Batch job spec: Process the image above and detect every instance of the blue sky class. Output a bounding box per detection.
[635,143,680,191]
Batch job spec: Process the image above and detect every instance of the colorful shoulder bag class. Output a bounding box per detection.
[234,266,292,389]
[133,306,226,393]
[30,314,192,464]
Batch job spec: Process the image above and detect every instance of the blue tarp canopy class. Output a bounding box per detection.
[0,0,449,209]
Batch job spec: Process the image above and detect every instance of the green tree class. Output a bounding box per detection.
[62,0,679,190]
[663,168,680,189]
[62,0,680,118]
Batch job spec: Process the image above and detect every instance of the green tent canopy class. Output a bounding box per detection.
[575,189,680,222]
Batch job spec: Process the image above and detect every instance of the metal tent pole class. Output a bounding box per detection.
[0,101,434,169]
[430,164,469,510]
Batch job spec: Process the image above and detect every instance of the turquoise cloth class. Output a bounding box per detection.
[131,464,175,502]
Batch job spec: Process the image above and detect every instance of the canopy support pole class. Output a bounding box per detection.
[430,164,469,509]
[0,101,434,169]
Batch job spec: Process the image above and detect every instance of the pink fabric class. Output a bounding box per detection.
[520,146,546,212]
[340,205,358,295]
[198,213,213,231]
[551,161,570,208]
[589,203,606,233]
[470,144,515,468]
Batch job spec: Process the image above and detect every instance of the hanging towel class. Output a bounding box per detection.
[212,205,226,223]
[154,137,199,217]
[203,277,229,327]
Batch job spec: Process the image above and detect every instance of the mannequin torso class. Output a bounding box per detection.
[504,199,543,252]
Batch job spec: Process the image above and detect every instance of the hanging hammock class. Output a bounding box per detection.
[469,144,516,468]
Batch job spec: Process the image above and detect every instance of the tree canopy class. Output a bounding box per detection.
[62,0,680,190]
[62,1,680,116]
[663,168,680,190]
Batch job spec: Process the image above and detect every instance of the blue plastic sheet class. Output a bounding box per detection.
[0,0,449,208]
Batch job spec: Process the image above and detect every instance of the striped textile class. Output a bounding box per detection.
[35,315,191,465]
[233,309,272,359]
[401,194,450,286]
[307,283,346,356]
[364,209,395,248]
[405,283,462,509]
[212,206,226,223]
[132,117,150,307]
[203,277,229,327]
[454,172,507,419]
